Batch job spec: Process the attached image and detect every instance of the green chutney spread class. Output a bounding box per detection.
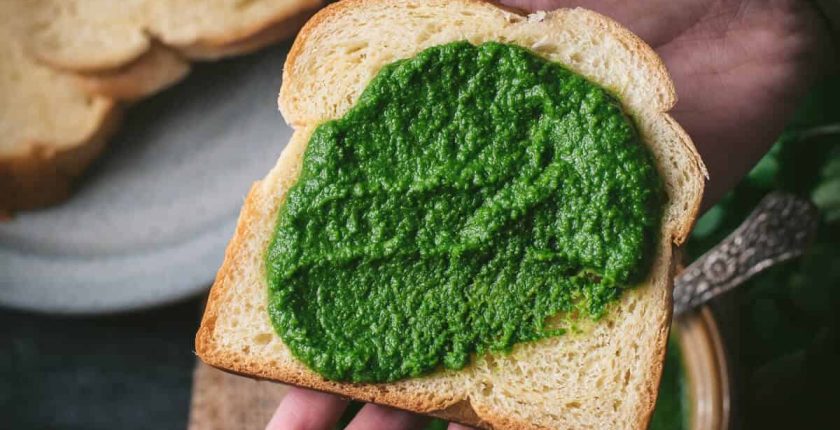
[266,41,665,382]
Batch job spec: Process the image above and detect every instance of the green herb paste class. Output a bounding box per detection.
[267,41,665,382]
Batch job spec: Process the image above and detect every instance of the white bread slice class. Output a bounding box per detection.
[56,4,315,101]
[196,1,707,428]
[1,0,321,212]
[26,0,324,71]
[0,1,120,212]
[26,0,323,100]
[172,7,316,61]
[72,44,190,102]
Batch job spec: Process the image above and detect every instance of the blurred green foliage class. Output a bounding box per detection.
[688,76,840,428]
[649,336,690,430]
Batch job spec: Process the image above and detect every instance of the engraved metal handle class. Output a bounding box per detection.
[673,192,820,316]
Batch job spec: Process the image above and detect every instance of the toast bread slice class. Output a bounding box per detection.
[62,6,317,101]
[0,2,120,212]
[72,44,190,102]
[27,0,324,71]
[24,0,322,102]
[196,1,707,428]
[0,0,322,212]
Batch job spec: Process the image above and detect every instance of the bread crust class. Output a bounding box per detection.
[72,44,190,101]
[31,1,320,92]
[197,1,706,428]
[173,6,320,60]
[29,0,324,73]
[29,34,150,74]
[0,102,122,213]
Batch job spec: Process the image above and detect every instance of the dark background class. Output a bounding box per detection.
[0,299,202,430]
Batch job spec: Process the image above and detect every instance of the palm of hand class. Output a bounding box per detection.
[505,0,832,207]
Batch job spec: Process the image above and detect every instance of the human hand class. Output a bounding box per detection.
[266,387,475,429]
[265,1,836,429]
[504,0,836,209]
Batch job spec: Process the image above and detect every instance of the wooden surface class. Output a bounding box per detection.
[188,362,288,430]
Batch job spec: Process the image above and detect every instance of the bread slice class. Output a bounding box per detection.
[173,7,316,61]
[196,1,707,428]
[26,0,323,100]
[27,0,324,71]
[0,0,322,212]
[0,1,120,212]
[72,44,190,102]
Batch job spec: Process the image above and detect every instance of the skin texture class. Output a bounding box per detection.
[266,0,836,428]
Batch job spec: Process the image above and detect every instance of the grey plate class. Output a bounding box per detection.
[0,44,293,315]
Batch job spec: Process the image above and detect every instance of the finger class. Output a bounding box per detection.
[266,387,349,430]
[655,1,825,210]
[345,403,429,430]
[448,423,478,430]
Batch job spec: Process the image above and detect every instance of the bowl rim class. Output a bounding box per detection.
[674,306,732,430]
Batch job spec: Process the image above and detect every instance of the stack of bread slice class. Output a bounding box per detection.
[0,0,322,213]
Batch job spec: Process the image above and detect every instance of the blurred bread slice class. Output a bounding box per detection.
[64,2,317,101]
[27,0,322,101]
[1,0,323,212]
[174,7,316,60]
[0,1,119,212]
[72,44,190,102]
[27,0,323,71]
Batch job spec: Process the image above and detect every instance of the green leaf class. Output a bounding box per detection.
[812,178,840,223]
[747,146,781,188]
[691,204,725,238]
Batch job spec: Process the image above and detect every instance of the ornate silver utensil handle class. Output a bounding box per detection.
[673,192,820,316]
